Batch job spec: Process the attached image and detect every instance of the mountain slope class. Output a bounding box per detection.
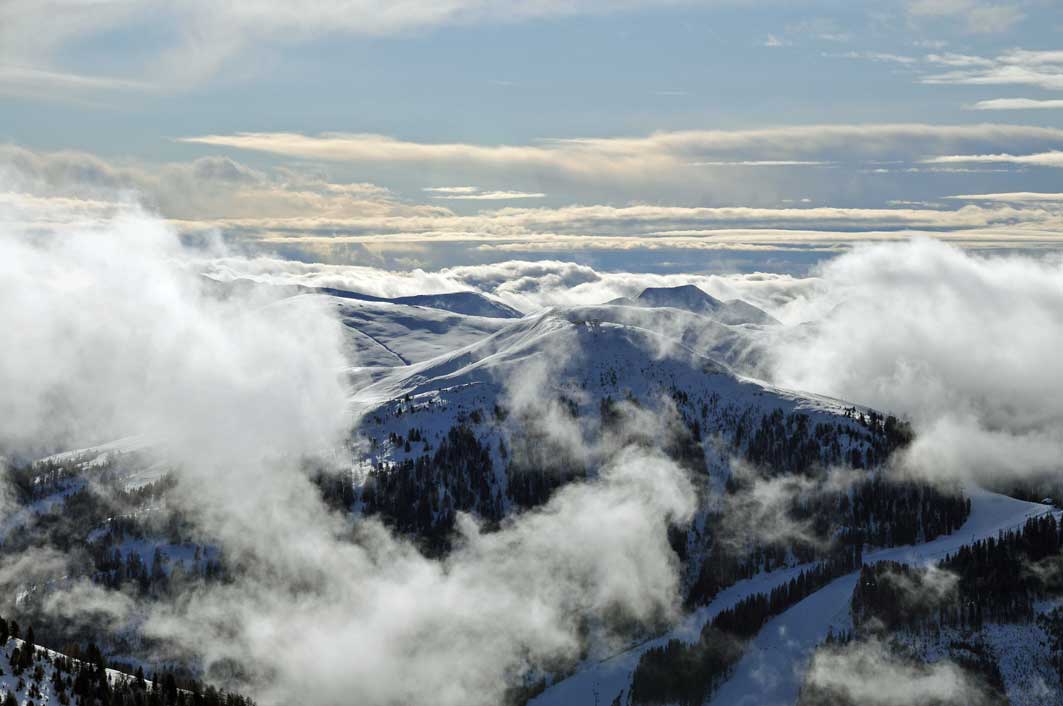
[633,285,779,326]
[530,490,1051,706]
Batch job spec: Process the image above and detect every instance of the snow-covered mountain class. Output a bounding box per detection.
[609,284,780,326]
[3,276,1041,706]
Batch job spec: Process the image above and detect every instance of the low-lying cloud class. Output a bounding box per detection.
[0,194,699,706]
[804,638,996,705]
[768,237,1063,482]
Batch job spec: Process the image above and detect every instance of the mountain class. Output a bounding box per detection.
[327,294,512,366]
[633,284,779,326]
[1,282,997,706]
[532,488,1050,706]
[390,291,524,319]
[0,623,254,706]
[315,285,523,319]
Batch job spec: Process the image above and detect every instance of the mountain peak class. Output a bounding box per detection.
[634,284,777,325]
[636,284,724,313]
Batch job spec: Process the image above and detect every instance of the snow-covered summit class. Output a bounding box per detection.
[632,285,779,326]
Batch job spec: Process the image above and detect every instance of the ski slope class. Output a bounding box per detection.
[531,488,1052,706]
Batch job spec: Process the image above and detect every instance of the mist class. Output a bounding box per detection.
[0,198,698,706]
[767,238,1063,483]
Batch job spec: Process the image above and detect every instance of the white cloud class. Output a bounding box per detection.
[833,51,918,65]
[423,186,481,194]
[945,191,1063,202]
[0,65,152,101]
[425,186,547,200]
[805,638,995,705]
[907,0,1025,34]
[178,124,1063,175]
[925,150,1063,167]
[968,98,1063,110]
[687,160,835,167]
[0,186,698,706]
[0,0,698,88]
[198,256,815,317]
[768,238,1063,482]
[923,48,1063,91]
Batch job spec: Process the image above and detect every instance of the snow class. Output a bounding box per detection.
[531,488,1052,706]
[0,481,85,541]
[389,291,524,319]
[632,285,778,326]
[0,636,157,706]
[330,295,512,366]
[980,621,1062,706]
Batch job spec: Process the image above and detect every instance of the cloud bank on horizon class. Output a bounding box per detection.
[1,0,1062,273]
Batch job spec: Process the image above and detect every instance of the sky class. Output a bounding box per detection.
[3,0,1063,273]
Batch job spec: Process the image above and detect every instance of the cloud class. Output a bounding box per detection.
[833,51,918,65]
[969,98,1063,110]
[423,186,481,194]
[0,188,700,706]
[179,124,1063,174]
[0,65,152,102]
[7,141,1063,264]
[925,151,1063,167]
[946,191,1063,202]
[0,144,447,223]
[0,201,350,461]
[907,0,1025,34]
[923,49,1063,90]
[425,186,547,200]
[717,463,861,553]
[196,256,816,320]
[767,238,1063,483]
[687,160,836,167]
[804,638,996,705]
[0,0,695,88]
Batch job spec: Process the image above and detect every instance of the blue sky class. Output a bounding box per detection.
[3,0,1063,272]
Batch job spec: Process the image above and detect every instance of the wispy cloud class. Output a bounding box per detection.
[832,51,918,65]
[924,151,1063,167]
[906,0,1025,34]
[688,160,835,167]
[0,0,702,89]
[177,124,1063,177]
[968,97,1063,110]
[946,191,1063,202]
[923,49,1063,91]
[424,186,545,200]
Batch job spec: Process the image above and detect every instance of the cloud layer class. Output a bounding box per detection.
[768,238,1063,482]
[0,194,698,706]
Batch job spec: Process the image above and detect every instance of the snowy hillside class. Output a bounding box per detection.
[629,285,779,326]
[0,623,253,706]
[531,489,1053,706]
[1,274,1031,706]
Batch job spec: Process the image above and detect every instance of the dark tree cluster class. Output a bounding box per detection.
[845,478,969,547]
[739,408,912,476]
[91,545,224,597]
[852,514,1063,634]
[1,616,254,706]
[362,424,502,554]
[687,475,968,607]
[630,549,860,706]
